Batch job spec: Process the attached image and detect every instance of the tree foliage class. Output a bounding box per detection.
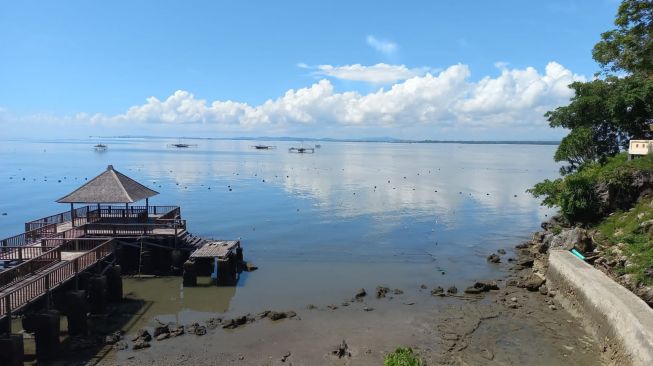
[593,0,653,76]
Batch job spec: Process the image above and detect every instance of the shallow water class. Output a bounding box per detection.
[0,138,558,328]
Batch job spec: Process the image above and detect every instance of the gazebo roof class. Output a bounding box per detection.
[56,165,159,204]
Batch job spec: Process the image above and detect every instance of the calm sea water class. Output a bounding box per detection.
[0,138,558,322]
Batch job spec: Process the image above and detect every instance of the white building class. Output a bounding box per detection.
[628,140,653,159]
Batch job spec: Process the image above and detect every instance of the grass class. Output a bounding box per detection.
[384,347,423,366]
[594,195,653,285]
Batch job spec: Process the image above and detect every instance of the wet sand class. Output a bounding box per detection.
[88,273,604,365]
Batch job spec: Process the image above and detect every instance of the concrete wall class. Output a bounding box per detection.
[547,250,653,366]
[628,140,653,155]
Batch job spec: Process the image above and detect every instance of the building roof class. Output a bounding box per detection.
[56,165,159,203]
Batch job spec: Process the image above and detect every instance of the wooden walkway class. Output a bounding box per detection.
[0,205,187,322]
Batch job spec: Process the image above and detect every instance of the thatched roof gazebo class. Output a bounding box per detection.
[57,165,159,226]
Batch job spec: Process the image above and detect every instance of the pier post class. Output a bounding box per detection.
[87,275,107,315]
[23,310,60,361]
[0,334,24,366]
[64,291,88,336]
[216,257,237,286]
[236,246,243,263]
[106,265,123,303]
[140,249,153,274]
[182,260,197,287]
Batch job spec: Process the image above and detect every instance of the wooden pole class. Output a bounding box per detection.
[70,203,75,228]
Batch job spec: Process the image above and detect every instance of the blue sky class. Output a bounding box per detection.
[0,0,620,139]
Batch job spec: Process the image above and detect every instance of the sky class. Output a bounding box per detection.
[0,0,621,140]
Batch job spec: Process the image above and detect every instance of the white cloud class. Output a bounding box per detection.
[3,62,585,139]
[366,35,397,55]
[104,61,583,130]
[309,63,433,84]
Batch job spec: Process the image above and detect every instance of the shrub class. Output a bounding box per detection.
[384,347,423,366]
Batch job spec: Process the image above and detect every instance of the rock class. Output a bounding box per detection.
[132,328,151,342]
[619,274,639,290]
[355,288,367,299]
[520,276,545,292]
[420,284,428,289]
[132,339,150,350]
[169,324,184,337]
[363,306,374,312]
[644,268,653,278]
[487,254,501,263]
[431,286,445,296]
[306,304,317,310]
[156,333,170,341]
[480,348,494,360]
[153,325,169,337]
[281,351,291,363]
[393,288,404,295]
[113,341,128,350]
[510,297,518,302]
[508,303,519,309]
[549,304,557,311]
[245,262,258,271]
[206,318,222,329]
[447,286,458,294]
[332,339,351,358]
[539,285,549,295]
[221,316,254,329]
[257,310,271,319]
[464,286,483,294]
[266,311,295,321]
[376,286,390,298]
[517,258,535,268]
[194,325,207,336]
[497,249,506,255]
[636,286,653,306]
[327,304,339,310]
[549,227,594,253]
[105,330,124,345]
[516,241,531,249]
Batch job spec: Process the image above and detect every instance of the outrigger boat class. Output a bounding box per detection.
[288,146,315,153]
[252,144,277,150]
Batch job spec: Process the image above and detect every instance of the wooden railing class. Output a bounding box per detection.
[0,239,114,318]
[82,219,186,236]
[25,206,90,232]
[0,246,56,261]
[0,247,62,290]
[0,223,58,248]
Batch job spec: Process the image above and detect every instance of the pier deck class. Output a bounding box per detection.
[0,205,188,322]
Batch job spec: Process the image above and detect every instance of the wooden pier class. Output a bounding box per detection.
[0,165,242,356]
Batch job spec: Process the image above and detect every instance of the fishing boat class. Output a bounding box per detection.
[94,144,108,151]
[252,144,277,150]
[288,147,315,154]
[167,139,198,148]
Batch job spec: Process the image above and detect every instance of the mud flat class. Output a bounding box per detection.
[87,270,606,365]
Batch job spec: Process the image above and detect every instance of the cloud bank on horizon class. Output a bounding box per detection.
[1,61,584,140]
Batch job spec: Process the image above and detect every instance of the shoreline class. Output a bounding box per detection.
[55,228,610,366]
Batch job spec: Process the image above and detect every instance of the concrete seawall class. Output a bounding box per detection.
[547,250,653,366]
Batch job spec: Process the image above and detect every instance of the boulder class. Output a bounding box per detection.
[376,286,390,298]
[549,227,594,253]
[464,281,499,294]
[132,339,150,350]
[447,286,458,294]
[487,254,501,263]
[355,288,367,299]
[431,286,445,296]
[520,276,545,292]
[132,328,151,342]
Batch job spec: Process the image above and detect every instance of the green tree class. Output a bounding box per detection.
[593,0,653,76]
[544,0,653,173]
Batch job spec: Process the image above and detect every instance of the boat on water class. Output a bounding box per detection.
[315,144,321,148]
[167,140,198,148]
[94,144,108,151]
[288,147,315,154]
[252,144,277,150]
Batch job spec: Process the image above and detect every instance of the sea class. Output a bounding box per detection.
[0,138,559,326]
